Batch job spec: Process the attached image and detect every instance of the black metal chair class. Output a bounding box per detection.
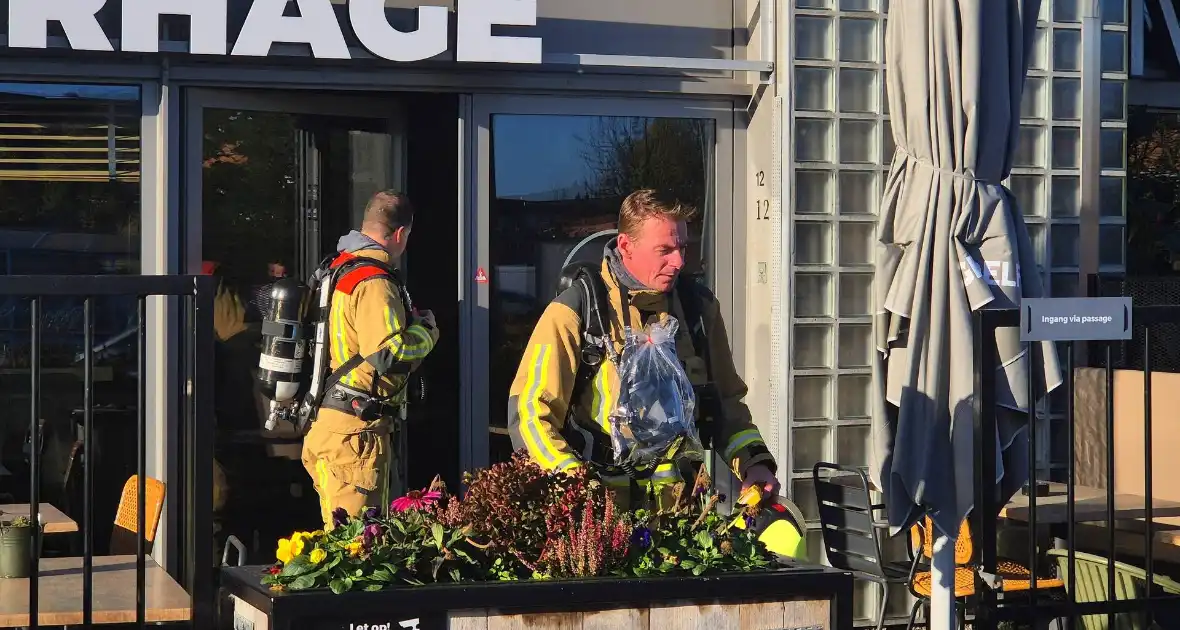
[813,462,913,630]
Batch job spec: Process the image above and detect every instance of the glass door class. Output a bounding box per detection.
[466,95,736,471]
[184,89,406,561]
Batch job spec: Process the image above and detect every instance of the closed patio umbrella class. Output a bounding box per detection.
[868,0,1063,627]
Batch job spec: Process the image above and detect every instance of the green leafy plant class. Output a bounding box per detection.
[625,470,775,578]
[262,477,482,594]
[1,516,31,529]
[0,515,33,537]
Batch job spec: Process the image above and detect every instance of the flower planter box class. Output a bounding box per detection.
[219,563,854,630]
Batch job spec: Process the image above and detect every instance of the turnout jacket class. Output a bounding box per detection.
[507,254,776,484]
[325,245,438,414]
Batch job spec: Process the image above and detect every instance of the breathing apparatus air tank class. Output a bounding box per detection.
[257,278,311,430]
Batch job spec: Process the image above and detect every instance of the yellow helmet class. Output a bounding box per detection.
[729,487,808,562]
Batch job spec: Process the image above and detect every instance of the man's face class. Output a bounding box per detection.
[617,216,688,292]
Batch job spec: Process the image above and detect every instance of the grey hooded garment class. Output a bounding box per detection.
[868,0,1063,540]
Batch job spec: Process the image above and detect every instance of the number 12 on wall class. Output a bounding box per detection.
[755,199,771,220]
[753,170,770,220]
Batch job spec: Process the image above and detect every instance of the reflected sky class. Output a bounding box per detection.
[0,83,139,101]
[492,114,598,200]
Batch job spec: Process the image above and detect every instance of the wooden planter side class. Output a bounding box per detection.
[448,597,831,630]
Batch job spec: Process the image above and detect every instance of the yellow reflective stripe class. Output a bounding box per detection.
[384,303,406,359]
[592,366,612,432]
[724,429,764,460]
[330,297,354,386]
[400,327,434,360]
[315,459,332,528]
[383,303,395,338]
[517,344,566,470]
[381,303,433,362]
[651,462,680,482]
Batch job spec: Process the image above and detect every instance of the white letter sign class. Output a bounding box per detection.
[122,0,228,55]
[9,0,113,51]
[5,0,546,64]
[350,0,447,62]
[232,0,349,59]
[456,0,542,63]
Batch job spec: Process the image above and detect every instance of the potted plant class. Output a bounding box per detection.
[230,454,854,630]
[0,515,35,578]
[260,453,778,593]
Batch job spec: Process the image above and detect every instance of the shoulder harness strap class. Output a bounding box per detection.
[676,274,712,381]
[561,263,613,406]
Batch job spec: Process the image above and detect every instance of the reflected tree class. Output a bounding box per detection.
[576,117,713,279]
[578,117,711,207]
[1127,107,1180,275]
[202,110,297,287]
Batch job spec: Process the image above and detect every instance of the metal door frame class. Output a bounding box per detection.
[182,88,407,277]
[178,88,409,538]
[462,94,741,475]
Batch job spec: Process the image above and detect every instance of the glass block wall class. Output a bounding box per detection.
[786,0,1128,625]
[1097,0,1128,279]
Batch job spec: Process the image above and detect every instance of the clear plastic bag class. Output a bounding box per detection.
[608,317,704,468]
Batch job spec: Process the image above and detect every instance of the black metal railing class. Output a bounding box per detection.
[0,275,215,629]
[972,306,1180,630]
[1088,274,1180,373]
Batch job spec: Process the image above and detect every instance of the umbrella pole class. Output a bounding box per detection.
[930,533,958,630]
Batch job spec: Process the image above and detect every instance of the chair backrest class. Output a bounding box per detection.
[909,515,974,566]
[812,462,888,579]
[110,475,166,556]
[1046,549,1180,630]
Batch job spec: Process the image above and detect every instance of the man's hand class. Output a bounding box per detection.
[417,309,437,330]
[741,464,781,497]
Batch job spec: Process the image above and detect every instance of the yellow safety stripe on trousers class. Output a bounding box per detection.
[724,429,764,460]
[650,462,680,483]
[603,463,681,489]
[380,453,391,514]
[517,344,578,471]
[591,365,613,432]
[315,459,332,526]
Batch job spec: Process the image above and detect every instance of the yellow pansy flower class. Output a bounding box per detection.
[346,541,362,557]
[276,533,308,564]
[276,538,293,564]
[309,548,327,564]
[289,533,306,557]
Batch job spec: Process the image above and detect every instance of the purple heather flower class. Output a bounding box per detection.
[630,526,652,549]
[332,507,349,528]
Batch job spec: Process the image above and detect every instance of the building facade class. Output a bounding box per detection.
[0,0,1135,626]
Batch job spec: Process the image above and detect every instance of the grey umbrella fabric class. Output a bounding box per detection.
[868,0,1063,542]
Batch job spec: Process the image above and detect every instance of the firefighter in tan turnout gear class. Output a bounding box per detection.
[302,191,438,528]
[507,189,779,508]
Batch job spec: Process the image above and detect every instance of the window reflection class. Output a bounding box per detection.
[488,114,716,462]
[203,109,403,558]
[0,83,142,550]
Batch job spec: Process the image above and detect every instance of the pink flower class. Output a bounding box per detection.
[390,489,442,513]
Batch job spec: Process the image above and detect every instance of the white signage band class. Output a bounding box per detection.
[6,0,543,64]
